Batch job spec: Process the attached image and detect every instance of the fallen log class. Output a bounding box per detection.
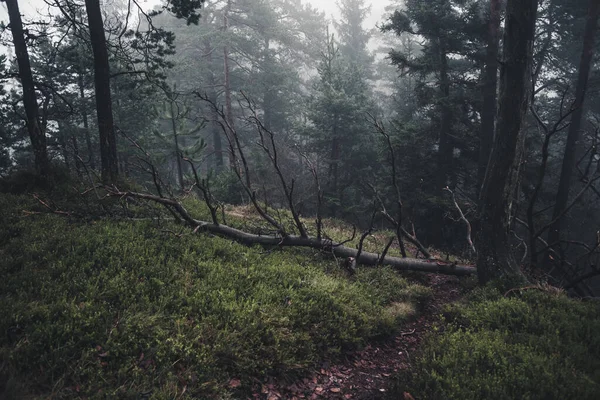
[110,190,477,277]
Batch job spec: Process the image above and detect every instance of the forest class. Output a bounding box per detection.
[0,0,599,398]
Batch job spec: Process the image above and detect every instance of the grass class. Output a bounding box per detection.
[390,286,600,400]
[0,191,431,399]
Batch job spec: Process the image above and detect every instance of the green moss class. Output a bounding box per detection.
[0,194,427,399]
[391,287,600,400]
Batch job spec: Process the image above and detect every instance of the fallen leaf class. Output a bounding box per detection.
[330,387,341,393]
[228,378,241,388]
[403,392,415,400]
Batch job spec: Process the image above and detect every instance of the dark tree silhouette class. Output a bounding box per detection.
[476,0,539,284]
[546,0,600,260]
[84,0,119,184]
[3,0,49,174]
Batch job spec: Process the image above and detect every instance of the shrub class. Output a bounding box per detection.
[0,194,428,399]
[390,287,600,400]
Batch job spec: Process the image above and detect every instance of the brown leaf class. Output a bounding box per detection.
[403,392,415,400]
[330,387,341,393]
[228,378,241,388]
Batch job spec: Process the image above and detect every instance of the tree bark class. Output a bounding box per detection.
[476,0,538,284]
[84,0,119,184]
[546,0,600,259]
[4,0,49,175]
[478,0,501,193]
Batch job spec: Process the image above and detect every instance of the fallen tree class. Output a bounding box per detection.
[107,189,476,276]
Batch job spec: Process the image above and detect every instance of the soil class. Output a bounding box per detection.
[249,274,464,400]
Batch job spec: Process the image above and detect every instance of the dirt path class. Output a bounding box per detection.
[250,274,464,399]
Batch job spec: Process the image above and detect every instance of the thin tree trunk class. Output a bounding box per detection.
[437,40,453,192]
[203,38,224,171]
[432,39,453,246]
[263,37,275,131]
[476,0,538,284]
[84,0,119,184]
[223,0,236,170]
[78,72,95,169]
[478,0,501,193]
[546,0,600,258]
[5,0,49,174]
[170,98,185,191]
[71,135,82,175]
[329,116,340,216]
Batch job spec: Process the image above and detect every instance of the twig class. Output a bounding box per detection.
[443,187,476,254]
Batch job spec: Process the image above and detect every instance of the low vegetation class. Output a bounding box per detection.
[0,192,431,399]
[391,286,600,400]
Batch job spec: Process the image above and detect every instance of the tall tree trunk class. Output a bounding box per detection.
[84,0,119,184]
[546,0,600,258]
[476,0,538,284]
[71,135,82,176]
[432,39,453,246]
[169,98,185,191]
[223,0,236,170]
[5,0,49,174]
[203,38,223,171]
[78,71,95,169]
[478,0,501,193]
[263,37,275,132]
[329,115,340,216]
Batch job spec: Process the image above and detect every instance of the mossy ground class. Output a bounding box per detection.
[389,286,600,400]
[0,191,431,399]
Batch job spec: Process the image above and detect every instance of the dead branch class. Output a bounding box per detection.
[443,187,476,254]
[33,194,71,216]
[184,157,220,225]
[299,150,324,240]
[378,236,396,266]
[356,210,377,262]
[368,182,431,259]
[368,113,409,258]
[241,91,308,238]
[105,188,476,276]
[195,91,288,236]
[527,99,575,269]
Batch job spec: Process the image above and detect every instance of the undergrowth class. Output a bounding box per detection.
[0,192,431,399]
[390,286,600,399]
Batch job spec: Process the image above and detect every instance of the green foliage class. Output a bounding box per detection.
[390,287,600,399]
[0,195,427,399]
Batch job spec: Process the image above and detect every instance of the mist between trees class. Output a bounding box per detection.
[1,0,599,294]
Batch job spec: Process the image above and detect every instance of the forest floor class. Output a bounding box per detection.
[251,274,463,400]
